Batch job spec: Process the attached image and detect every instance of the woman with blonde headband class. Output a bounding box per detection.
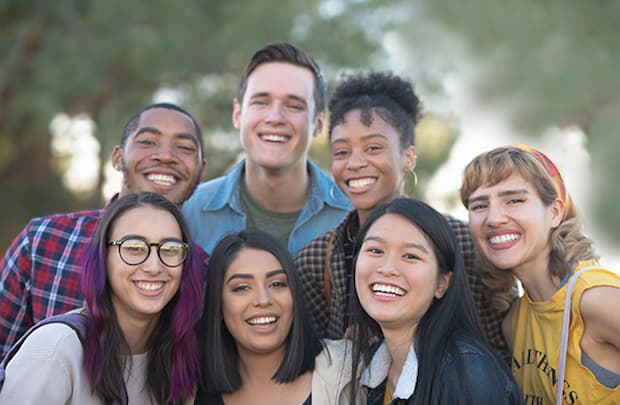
[460,145,620,404]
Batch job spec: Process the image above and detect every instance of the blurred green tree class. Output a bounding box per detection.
[390,0,620,244]
[3,0,617,253]
[0,0,390,249]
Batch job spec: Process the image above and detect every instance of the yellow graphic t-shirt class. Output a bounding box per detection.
[511,261,620,404]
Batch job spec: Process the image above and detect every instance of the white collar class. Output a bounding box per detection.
[359,341,418,399]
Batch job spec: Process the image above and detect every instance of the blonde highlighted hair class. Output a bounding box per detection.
[460,146,596,311]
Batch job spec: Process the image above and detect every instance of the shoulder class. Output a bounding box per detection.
[185,161,244,210]
[2,210,102,261]
[573,264,620,288]
[295,229,336,262]
[577,268,620,324]
[316,339,353,365]
[190,173,235,201]
[439,339,520,401]
[313,339,353,383]
[10,202,105,245]
[295,230,334,286]
[442,213,467,228]
[19,208,104,246]
[441,214,472,242]
[7,322,82,364]
[443,339,505,374]
[312,340,356,404]
[0,322,88,404]
[28,208,104,230]
[15,210,102,255]
[573,265,620,312]
[294,214,354,269]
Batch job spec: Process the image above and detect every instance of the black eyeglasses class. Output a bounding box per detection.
[108,236,189,267]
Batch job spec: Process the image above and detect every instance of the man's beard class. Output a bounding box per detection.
[120,159,200,205]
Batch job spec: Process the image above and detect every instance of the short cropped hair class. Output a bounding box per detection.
[120,102,204,160]
[237,42,327,118]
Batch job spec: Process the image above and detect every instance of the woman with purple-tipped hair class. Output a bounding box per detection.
[0,192,204,404]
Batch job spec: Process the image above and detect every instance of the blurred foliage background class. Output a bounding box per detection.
[1,1,618,263]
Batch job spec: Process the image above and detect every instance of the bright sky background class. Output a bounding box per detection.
[380,18,619,271]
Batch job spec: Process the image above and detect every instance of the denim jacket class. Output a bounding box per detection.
[183,160,351,255]
[365,339,523,405]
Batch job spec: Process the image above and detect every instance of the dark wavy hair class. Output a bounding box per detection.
[328,71,421,149]
[237,42,327,118]
[81,192,204,404]
[198,229,323,394]
[348,198,501,404]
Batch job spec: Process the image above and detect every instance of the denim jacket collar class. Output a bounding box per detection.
[360,340,419,400]
[199,159,350,214]
[199,159,244,213]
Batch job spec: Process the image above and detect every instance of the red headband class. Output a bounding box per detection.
[513,144,572,219]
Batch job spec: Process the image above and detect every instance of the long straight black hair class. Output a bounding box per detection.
[348,198,500,404]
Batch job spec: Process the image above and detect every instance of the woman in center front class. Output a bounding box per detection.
[195,229,359,405]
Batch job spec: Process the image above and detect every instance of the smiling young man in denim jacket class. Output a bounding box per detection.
[183,43,350,255]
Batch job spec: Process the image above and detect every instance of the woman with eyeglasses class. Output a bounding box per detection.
[0,192,204,404]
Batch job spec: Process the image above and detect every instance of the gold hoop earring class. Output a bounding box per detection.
[330,183,345,202]
[404,170,418,196]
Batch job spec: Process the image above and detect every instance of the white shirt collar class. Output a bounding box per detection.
[359,340,419,399]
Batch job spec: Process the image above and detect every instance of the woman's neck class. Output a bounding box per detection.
[116,315,159,354]
[518,269,561,302]
[511,246,560,302]
[223,345,312,405]
[512,250,562,302]
[236,346,286,384]
[382,325,416,391]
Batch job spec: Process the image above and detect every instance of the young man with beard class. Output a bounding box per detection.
[0,102,206,359]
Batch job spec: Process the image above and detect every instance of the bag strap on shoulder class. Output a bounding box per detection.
[1,312,128,405]
[1,312,88,387]
[2,312,88,365]
[555,265,604,405]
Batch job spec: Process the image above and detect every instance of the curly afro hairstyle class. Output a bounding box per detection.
[328,71,421,150]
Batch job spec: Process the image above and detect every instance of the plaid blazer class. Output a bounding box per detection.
[294,210,514,364]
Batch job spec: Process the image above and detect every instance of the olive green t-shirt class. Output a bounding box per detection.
[239,177,301,250]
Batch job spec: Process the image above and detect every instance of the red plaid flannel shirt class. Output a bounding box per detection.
[0,196,209,360]
[0,206,106,360]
